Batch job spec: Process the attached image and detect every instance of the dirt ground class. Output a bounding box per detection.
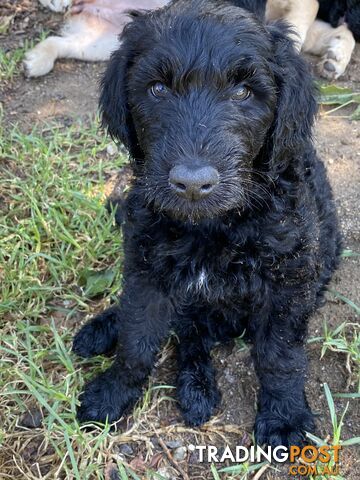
[1,1,359,479]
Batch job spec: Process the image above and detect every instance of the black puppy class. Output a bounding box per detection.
[73,0,341,447]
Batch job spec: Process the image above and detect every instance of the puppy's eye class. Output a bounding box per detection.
[231,85,251,101]
[150,82,168,98]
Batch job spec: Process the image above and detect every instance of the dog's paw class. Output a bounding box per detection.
[77,369,141,424]
[177,371,221,426]
[38,0,71,13]
[317,52,346,81]
[317,27,355,81]
[23,41,57,78]
[73,308,121,358]
[254,409,315,447]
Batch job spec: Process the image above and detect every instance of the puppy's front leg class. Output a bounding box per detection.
[252,315,314,447]
[176,319,221,426]
[76,279,172,424]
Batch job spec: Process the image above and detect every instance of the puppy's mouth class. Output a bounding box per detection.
[145,181,246,222]
[163,198,227,222]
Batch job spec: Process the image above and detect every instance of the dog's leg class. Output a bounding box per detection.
[176,319,221,426]
[302,20,355,79]
[252,315,314,447]
[24,36,67,77]
[75,281,172,423]
[266,0,319,50]
[24,16,119,77]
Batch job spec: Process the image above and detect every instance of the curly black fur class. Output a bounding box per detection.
[73,0,341,447]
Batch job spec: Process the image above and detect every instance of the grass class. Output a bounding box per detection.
[0,43,28,81]
[0,116,129,478]
[306,384,360,480]
[0,118,124,318]
[0,116,359,479]
[0,39,32,81]
[308,296,360,393]
[0,31,48,82]
[216,461,274,479]
[320,321,359,392]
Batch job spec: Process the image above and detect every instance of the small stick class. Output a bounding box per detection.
[252,463,270,480]
[153,429,190,480]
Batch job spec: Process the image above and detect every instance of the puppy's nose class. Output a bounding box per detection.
[169,165,219,200]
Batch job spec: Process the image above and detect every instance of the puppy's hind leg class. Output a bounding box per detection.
[73,305,122,358]
[266,0,319,50]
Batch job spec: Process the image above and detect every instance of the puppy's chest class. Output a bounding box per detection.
[141,229,258,302]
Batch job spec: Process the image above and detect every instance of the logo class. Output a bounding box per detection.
[188,444,342,476]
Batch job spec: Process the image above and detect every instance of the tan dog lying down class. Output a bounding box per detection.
[266,0,355,80]
[24,0,168,77]
[24,0,355,80]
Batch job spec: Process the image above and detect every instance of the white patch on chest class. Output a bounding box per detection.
[187,268,209,294]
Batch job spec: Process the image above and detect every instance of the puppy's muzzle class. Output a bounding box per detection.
[169,164,219,201]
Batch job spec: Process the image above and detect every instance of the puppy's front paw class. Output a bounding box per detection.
[177,371,221,426]
[77,369,141,424]
[254,409,315,447]
[73,308,121,358]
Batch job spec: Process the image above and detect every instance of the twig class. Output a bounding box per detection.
[153,428,190,480]
[252,463,270,480]
[112,423,247,444]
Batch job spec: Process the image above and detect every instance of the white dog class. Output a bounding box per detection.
[24,0,355,80]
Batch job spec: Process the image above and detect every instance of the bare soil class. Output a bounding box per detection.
[1,2,359,479]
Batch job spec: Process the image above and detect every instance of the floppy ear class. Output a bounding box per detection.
[266,23,318,173]
[99,21,143,159]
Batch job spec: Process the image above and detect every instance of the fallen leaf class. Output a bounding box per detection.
[79,269,116,297]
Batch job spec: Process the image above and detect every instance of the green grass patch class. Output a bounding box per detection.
[306,384,360,480]
[0,32,48,82]
[0,118,125,321]
[0,117,128,478]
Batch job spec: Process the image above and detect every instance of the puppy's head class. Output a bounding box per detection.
[100,0,316,221]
